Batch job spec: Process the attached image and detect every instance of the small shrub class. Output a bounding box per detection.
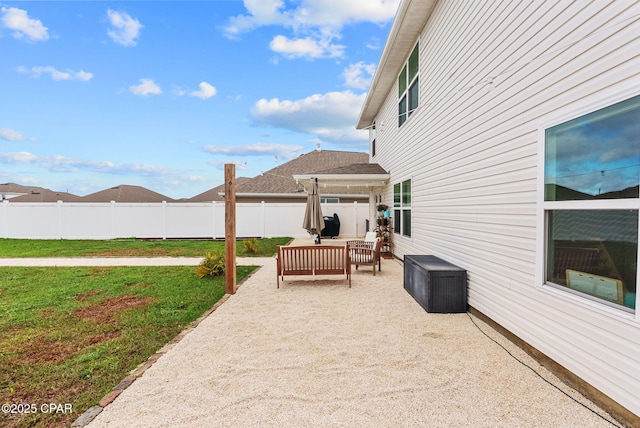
[242,238,259,254]
[196,250,225,278]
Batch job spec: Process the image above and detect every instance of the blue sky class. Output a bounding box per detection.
[0,1,398,199]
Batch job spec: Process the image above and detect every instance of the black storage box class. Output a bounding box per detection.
[404,255,467,313]
[321,213,340,237]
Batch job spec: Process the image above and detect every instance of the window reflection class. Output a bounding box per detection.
[545,95,640,201]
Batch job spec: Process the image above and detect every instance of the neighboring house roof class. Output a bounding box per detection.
[224,149,373,198]
[185,177,251,202]
[81,184,175,202]
[0,182,83,202]
[9,190,84,202]
[356,0,438,129]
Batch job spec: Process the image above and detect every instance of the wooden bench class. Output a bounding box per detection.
[276,245,351,288]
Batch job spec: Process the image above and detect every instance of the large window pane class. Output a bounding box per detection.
[398,65,407,98]
[402,210,412,237]
[408,43,419,82]
[394,183,401,207]
[545,95,640,201]
[398,95,407,126]
[546,209,638,309]
[402,179,411,205]
[394,210,401,233]
[408,78,419,116]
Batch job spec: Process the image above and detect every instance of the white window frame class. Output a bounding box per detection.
[536,87,640,321]
[398,41,419,127]
[393,178,412,238]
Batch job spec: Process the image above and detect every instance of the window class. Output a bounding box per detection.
[543,94,640,311]
[398,42,419,126]
[370,121,376,157]
[320,197,339,203]
[394,179,411,237]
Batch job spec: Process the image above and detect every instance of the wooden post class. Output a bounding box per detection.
[224,164,236,294]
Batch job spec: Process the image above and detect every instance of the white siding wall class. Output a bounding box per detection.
[372,0,640,416]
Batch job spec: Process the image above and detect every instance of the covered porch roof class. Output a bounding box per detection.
[293,163,389,193]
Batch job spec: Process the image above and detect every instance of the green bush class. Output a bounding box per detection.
[242,238,259,254]
[196,250,226,278]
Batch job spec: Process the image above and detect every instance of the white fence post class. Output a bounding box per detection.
[261,201,266,238]
[211,201,216,239]
[57,200,63,239]
[110,201,116,239]
[162,201,167,240]
[2,200,8,238]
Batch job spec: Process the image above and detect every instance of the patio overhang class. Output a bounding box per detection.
[293,164,390,193]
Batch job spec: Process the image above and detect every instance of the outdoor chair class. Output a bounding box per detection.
[347,238,382,275]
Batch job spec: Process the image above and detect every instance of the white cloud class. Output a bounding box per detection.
[129,78,161,96]
[0,7,49,42]
[251,91,368,143]
[224,0,398,60]
[0,151,39,163]
[189,82,217,99]
[224,0,399,36]
[0,151,178,177]
[107,9,143,47]
[269,34,344,59]
[203,142,303,159]
[0,128,32,142]
[342,62,376,89]
[207,160,250,171]
[17,66,93,81]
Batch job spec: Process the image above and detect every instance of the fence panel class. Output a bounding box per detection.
[0,200,369,240]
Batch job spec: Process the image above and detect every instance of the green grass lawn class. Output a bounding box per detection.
[0,264,257,428]
[0,237,292,258]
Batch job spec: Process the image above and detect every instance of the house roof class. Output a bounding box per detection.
[81,184,175,202]
[185,177,251,202]
[356,0,438,129]
[0,182,83,202]
[229,149,372,197]
[9,190,84,202]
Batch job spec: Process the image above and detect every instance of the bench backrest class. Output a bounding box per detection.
[277,245,351,275]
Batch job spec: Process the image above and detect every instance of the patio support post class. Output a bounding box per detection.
[225,164,236,294]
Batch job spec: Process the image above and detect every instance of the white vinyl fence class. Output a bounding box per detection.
[0,201,370,240]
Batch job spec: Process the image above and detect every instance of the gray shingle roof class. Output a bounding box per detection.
[81,185,175,202]
[314,163,388,175]
[1,182,83,202]
[185,177,252,202]
[235,150,370,195]
[9,190,84,202]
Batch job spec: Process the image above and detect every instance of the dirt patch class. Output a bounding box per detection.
[75,290,102,301]
[14,330,122,365]
[84,330,121,346]
[20,336,82,364]
[90,248,186,257]
[73,294,156,324]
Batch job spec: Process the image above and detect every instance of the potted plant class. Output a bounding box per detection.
[376,204,388,214]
